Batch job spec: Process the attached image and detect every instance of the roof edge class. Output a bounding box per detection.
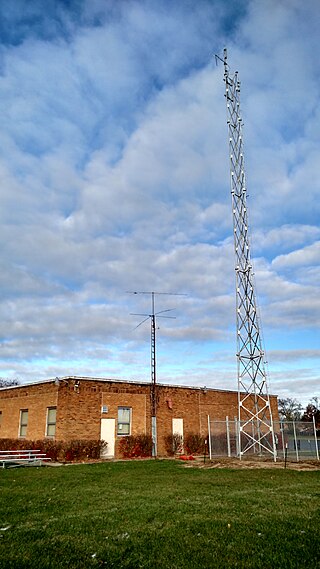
[0,375,277,396]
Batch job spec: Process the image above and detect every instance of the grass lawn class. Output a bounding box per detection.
[0,460,319,568]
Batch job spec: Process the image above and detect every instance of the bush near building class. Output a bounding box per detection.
[164,433,183,456]
[118,434,153,458]
[0,438,107,462]
[164,433,206,456]
[184,433,206,455]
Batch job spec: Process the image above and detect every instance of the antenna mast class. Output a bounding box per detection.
[129,291,185,456]
[220,49,276,459]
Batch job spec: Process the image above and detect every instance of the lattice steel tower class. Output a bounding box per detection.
[221,48,276,459]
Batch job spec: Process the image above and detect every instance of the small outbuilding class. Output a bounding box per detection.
[0,377,279,458]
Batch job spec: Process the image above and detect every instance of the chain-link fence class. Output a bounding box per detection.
[208,416,320,461]
[207,417,239,458]
[273,420,319,461]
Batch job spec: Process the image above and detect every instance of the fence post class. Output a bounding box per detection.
[280,422,286,460]
[207,415,212,460]
[293,421,299,462]
[226,416,231,457]
[284,443,288,469]
[313,415,319,461]
[235,416,240,457]
[252,420,256,454]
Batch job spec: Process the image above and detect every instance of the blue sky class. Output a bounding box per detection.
[0,0,319,406]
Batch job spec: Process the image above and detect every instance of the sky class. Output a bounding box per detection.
[0,0,319,407]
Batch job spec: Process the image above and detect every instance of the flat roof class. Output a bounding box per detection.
[0,375,239,394]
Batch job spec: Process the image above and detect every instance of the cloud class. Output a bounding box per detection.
[268,349,320,363]
[272,241,320,270]
[255,225,320,255]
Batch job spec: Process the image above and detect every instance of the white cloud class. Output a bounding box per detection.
[255,225,320,254]
[272,241,320,270]
[269,349,320,363]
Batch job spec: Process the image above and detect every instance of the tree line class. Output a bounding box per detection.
[278,397,320,428]
[0,378,20,388]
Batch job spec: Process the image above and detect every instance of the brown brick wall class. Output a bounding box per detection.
[0,383,58,440]
[56,379,150,444]
[55,380,102,441]
[101,391,148,456]
[155,385,240,455]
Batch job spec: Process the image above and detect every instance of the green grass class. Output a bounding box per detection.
[0,460,319,568]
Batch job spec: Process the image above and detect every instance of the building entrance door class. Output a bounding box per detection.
[100,418,115,458]
[172,418,184,452]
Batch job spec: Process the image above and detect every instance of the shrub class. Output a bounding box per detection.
[0,438,107,462]
[164,433,183,456]
[185,433,205,455]
[118,436,135,458]
[118,434,153,458]
[34,439,63,461]
[60,439,107,461]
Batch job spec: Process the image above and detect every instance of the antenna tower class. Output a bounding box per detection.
[129,291,184,456]
[219,49,276,459]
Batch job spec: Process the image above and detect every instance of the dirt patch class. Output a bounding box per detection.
[182,457,320,471]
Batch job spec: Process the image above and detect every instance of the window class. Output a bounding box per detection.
[46,407,57,437]
[19,409,28,437]
[117,407,131,435]
[0,411,2,428]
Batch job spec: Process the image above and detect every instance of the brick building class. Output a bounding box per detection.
[0,377,279,457]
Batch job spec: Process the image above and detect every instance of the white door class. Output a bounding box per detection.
[172,418,184,452]
[172,418,184,437]
[100,418,115,458]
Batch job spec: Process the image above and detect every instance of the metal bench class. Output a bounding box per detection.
[0,450,51,468]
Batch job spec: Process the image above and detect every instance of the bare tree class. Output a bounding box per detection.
[302,397,320,429]
[0,378,20,388]
[278,397,303,422]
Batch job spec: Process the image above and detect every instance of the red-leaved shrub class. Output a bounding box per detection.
[184,433,206,455]
[0,438,107,462]
[118,434,153,458]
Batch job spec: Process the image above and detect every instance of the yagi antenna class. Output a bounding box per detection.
[130,308,176,332]
[128,290,187,457]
